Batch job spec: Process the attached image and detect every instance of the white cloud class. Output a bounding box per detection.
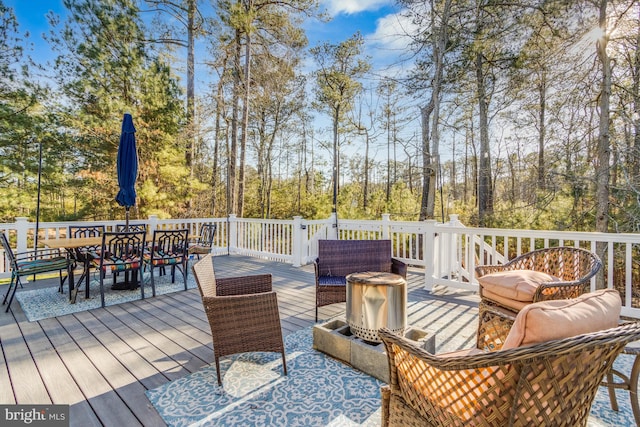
[367,11,419,52]
[322,0,393,16]
[363,9,420,75]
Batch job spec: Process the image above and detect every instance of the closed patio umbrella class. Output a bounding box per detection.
[115,113,138,230]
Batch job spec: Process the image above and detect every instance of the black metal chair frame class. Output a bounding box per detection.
[68,225,105,302]
[116,224,147,233]
[1,232,73,312]
[188,223,216,259]
[144,229,189,296]
[93,231,146,308]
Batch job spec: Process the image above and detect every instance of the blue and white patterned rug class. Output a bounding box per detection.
[589,353,639,426]
[15,266,197,322]
[146,327,383,427]
[146,326,637,427]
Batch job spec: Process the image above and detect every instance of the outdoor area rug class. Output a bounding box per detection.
[146,327,382,427]
[588,352,638,426]
[146,326,637,427]
[15,266,197,322]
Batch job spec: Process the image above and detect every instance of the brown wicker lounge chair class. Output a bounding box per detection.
[475,246,601,347]
[192,254,287,386]
[314,239,407,321]
[380,290,639,427]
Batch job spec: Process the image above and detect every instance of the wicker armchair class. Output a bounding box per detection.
[476,247,601,347]
[192,254,287,385]
[380,320,640,427]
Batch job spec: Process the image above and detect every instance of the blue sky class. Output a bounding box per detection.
[5,0,413,74]
[5,0,420,153]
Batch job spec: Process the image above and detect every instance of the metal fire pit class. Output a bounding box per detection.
[346,271,407,343]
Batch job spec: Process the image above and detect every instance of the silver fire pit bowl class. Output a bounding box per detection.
[346,271,407,343]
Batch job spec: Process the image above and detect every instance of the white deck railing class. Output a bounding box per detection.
[2,213,640,318]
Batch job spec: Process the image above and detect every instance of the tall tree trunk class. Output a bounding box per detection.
[427,0,449,221]
[595,0,611,234]
[185,0,195,175]
[595,0,611,288]
[212,77,225,217]
[632,9,640,186]
[185,0,196,211]
[476,51,493,226]
[332,106,339,213]
[386,107,391,203]
[238,30,251,218]
[364,130,370,210]
[537,71,546,190]
[419,103,433,221]
[229,30,241,214]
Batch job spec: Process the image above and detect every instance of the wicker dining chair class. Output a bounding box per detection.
[379,290,638,427]
[191,254,287,386]
[475,246,602,347]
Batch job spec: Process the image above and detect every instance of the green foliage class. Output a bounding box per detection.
[1,0,640,236]
[39,0,190,221]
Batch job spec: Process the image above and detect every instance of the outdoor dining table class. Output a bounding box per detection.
[46,233,154,303]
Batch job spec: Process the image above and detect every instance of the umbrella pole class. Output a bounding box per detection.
[125,207,130,231]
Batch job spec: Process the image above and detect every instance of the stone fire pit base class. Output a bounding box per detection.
[312,317,436,383]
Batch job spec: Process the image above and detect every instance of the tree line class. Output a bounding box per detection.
[0,0,638,234]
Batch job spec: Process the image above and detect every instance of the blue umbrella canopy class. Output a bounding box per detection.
[115,113,138,226]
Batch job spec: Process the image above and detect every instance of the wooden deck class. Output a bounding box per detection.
[0,255,481,427]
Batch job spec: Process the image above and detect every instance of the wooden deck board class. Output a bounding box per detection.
[104,303,207,377]
[0,254,483,426]
[55,313,164,426]
[38,317,143,426]
[2,316,51,403]
[98,305,188,383]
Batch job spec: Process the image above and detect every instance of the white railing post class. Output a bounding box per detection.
[423,220,437,291]
[381,213,391,239]
[229,214,238,254]
[148,214,159,230]
[301,218,310,264]
[15,217,29,253]
[328,212,338,239]
[292,216,303,267]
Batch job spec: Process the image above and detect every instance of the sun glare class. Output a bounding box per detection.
[585,26,606,44]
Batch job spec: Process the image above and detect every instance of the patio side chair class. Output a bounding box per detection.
[114,223,148,286]
[143,229,189,296]
[91,230,146,308]
[188,223,216,259]
[380,289,634,426]
[192,254,287,386]
[475,246,602,347]
[68,225,105,302]
[1,232,73,313]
